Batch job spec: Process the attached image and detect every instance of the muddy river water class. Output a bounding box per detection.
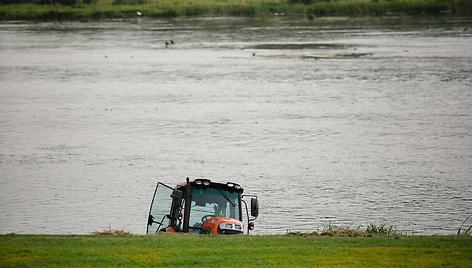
[1,15,471,235]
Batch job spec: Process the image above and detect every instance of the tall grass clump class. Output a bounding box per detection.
[319,221,371,237]
[365,223,401,236]
[286,222,405,237]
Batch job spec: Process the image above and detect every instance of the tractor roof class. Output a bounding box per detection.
[175,178,244,193]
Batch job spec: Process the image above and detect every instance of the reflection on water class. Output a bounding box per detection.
[0,15,471,235]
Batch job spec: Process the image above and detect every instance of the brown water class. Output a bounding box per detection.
[0,15,471,235]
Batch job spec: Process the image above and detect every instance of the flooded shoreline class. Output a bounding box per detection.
[1,15,471,235]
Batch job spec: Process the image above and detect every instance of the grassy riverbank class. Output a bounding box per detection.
[1,233,471,267]
[0,0,471,21]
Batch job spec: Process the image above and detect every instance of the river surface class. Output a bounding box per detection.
[1,15,471,235]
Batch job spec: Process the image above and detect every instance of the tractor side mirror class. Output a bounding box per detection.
[250,198,259,218]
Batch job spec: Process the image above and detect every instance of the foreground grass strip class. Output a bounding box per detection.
[0,234,471,267]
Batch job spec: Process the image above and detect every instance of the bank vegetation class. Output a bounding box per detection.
[0,0,471,21]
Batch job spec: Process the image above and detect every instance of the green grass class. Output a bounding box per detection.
[1,233,471,267]
[0,0,471,21]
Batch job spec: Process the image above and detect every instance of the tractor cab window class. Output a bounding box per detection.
[188,187,240,233]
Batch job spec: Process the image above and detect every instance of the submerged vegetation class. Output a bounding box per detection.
[0,0,471,21]
[1,233,471,267]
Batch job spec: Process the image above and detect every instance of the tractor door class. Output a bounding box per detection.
[146,182,174,234]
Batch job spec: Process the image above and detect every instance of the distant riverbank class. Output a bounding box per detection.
[1,0,471,21]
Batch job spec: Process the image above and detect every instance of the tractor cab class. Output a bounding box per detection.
[147,178,258,235]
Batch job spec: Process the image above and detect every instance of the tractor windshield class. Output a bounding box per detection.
[188,187,240,232]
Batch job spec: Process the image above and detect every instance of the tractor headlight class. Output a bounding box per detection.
[195,179,211,186]
[226,182,242,190]
[219,223,242,230]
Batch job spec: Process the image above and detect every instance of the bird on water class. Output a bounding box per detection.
[165,40,175,48]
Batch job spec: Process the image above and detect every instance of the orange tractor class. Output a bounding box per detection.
[146,178,259,235]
